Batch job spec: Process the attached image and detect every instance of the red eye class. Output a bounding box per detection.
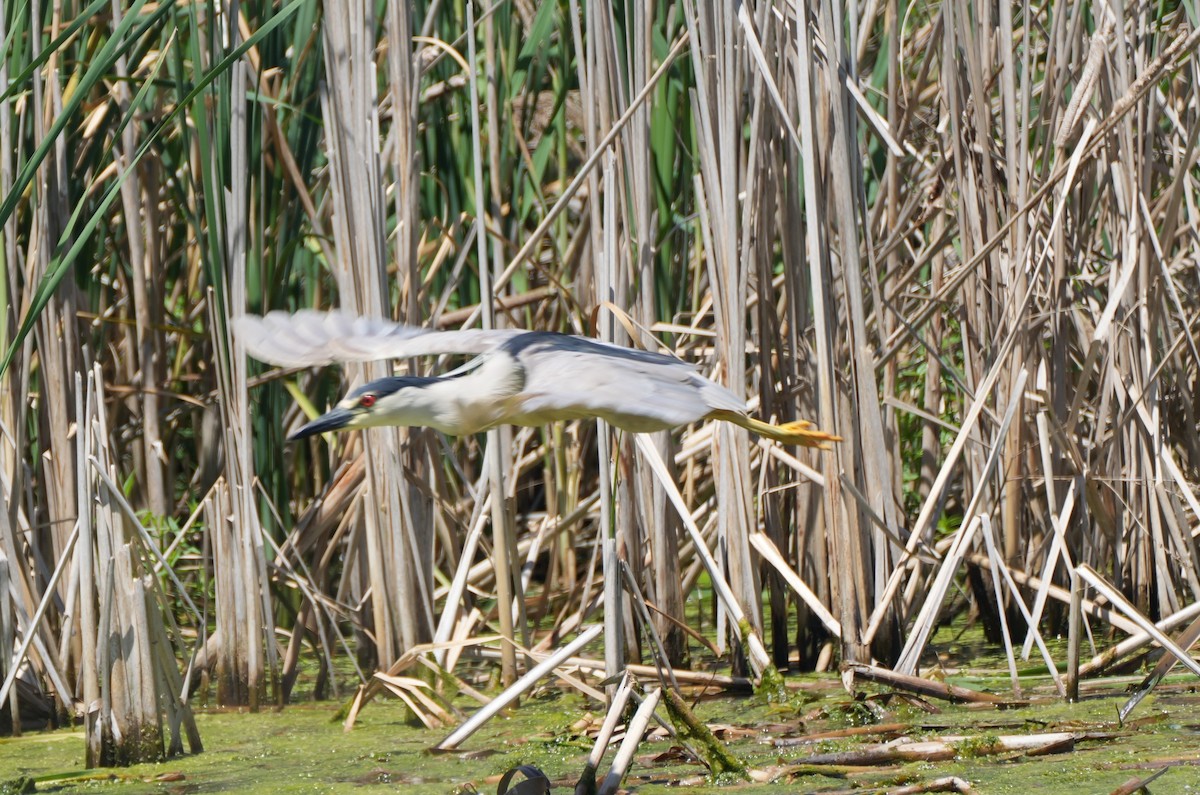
[359,394,376,408]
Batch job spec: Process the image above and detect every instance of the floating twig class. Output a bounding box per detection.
[844,663,1009,705]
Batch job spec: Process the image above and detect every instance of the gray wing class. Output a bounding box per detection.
[234,310,523,367]
[507,333,747,431]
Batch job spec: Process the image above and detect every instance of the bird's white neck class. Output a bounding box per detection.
[365,354,523,435]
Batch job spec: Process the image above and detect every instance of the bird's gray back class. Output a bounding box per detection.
[503,331,745,431]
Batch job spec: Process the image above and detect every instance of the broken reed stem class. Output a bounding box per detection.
[1066,571,1082,702]
[597,688,662,795]
[1075,564,1200,679]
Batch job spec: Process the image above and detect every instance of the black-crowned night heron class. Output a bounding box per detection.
[235,310,840,448]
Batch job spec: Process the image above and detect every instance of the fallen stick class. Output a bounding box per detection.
[1107,766,1172,795]
[773,722,909,748]
[795,732,1078,766]
[844,663,1009,704]
[879,777,978,795]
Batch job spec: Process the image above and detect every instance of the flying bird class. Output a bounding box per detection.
[234,310,840,448]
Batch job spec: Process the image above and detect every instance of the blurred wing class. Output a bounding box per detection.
[234,310,521,367]
[509,334,746,431]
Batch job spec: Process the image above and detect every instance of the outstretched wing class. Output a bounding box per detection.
[506,333,747,431]
[234,310,522,367]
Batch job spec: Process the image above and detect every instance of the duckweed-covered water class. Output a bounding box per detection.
[2,672,1199,794]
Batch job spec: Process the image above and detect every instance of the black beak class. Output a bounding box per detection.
[288,407,354,441]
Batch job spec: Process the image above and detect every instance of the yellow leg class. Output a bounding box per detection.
[708,410,842,449]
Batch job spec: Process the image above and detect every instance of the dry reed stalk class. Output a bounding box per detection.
[978,517,1065,697]
[342,634,498,731]
[470,647,755,692]
[1116,614,1200,718]
[432,492,490,666]
[792,0,865,665]
[22,5,80,662]
[895,369,1027,673]
[683,0,762,665]
[866,318,1024,648]
[980,511,1022,697]
[596,156,626,687]
[176,12,281,710]
[1066,572,1082,701]
[635,435,771,677]
[0,523,78,713]
[259,511,356,701]
[492,30,691,293]
[110,1,164,518]
[466,0,521,686]
[319,0,437,673]
[748,533,841,638]
[1078,599,1200,679]
[0,554,17,734]
[623,0,687,669]
[965,552,1142,637]
[374,672,455,729]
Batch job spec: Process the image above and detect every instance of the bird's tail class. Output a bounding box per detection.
[709,410,841,449]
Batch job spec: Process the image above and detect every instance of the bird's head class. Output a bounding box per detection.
[288,376,442,441]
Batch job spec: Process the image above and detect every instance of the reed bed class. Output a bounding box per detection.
[1,0,1199,775]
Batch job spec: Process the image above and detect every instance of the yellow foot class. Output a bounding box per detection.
[710,410,842,449]
[768,420,843,449]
